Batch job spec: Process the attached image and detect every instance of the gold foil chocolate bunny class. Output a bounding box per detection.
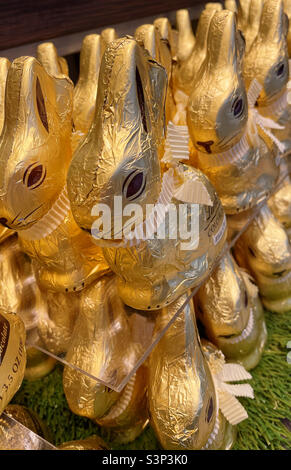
[0,56,109,294]
[0,56,109,354]
[63,275,148,444]
[243,0,291,159]
[148,296,253,450]
[196,252,267,370]
[67,37,227,311]
[187,10,279,216]
[234,203,291,312]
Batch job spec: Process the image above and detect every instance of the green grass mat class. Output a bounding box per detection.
[12,310,291,450]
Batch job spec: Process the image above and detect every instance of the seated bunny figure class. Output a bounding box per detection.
[67,37,227,311]
[187,10,280,217]
[243,0,291,232]
[195,252,267,370]
[243,0,291,158]
[63,274,149,444]
[234,203,291,313]
[0,56,109,293]
[148,296,253,449]
[0,57,110,353]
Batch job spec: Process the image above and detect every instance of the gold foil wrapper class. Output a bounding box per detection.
[175,10,196,62]
[187,10,279,215]
[67,37,226,311]
[234,203,291,312]
[0,411,54,450]
[4,404,50,440]
[173,9,217,96]
[63,275,148,443]
[237,0,264,53]
[0,56,109,296]
[196,252,267,370]
[134,23,175,123]
[58,435,109,450]
[72,34,102,150]
[243,0,291,160]
[37,42,68,76]
[0,311,26,414]
[148,295,218,450]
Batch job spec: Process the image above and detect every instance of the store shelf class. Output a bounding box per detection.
[25,165,290,392]
[0,1,206,57]
[0,413,56,450]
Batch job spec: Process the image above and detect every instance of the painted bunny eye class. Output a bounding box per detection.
[232,97,244,118]
[136,67,148,133]
[36,78,49,132]
[122,170,146,201]
[23,163,46,189]
[206,396,214,423]
[276,63,285,77]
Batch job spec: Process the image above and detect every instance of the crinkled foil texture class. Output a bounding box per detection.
[148,295,218,450]
[103,165,226,310]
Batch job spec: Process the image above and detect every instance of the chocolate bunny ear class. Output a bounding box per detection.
[37,42,65,76]
[176,9,195,62]
[100,28,117,55]
[0,58,10,134]
[205,2,223,11]
[258,0,286,43]
[238,0,251,31]
[195,8,217,54]
[72,34,102,143]
[135,24,159,59]
[225,0,238,13]
[207,10,239,73]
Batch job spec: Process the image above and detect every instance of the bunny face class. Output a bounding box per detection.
[187,11,248,155]
[67,38,166,236]
[243,0,289,105]
[0,57,73,231]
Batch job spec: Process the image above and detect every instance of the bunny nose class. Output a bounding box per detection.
[0,217,9,228]
[197,140,214,154]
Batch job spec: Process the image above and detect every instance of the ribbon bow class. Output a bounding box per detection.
[208,350,254,426]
